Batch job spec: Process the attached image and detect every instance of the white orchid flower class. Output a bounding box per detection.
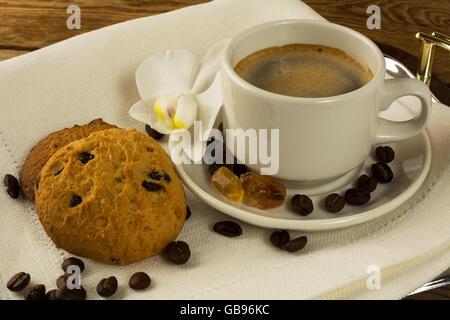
[129,39,231,135]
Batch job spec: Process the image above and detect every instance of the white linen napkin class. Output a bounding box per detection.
[0,0,448,300]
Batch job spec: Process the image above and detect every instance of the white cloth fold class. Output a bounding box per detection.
[0,0,448,300]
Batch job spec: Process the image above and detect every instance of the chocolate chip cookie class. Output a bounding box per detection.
[35,128,186,265]
[19,119,117,202]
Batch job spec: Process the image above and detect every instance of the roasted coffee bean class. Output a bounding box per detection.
[142,180,162,191]
[186,206,191,220]
[324,193,345,213]
[129,272,151,290]
[231,163,250,177]
[345,188,370,205]
[62,257,85,273]
[270,231,290,248]
[356,174,377,192]
[96,276,118,297]
[54,168,63,176]
[79,152,94,164]
[69,194,82,207]
[45,289,58,300]
[4,174,20,199]
[145,124,164,140]
[213,221,242,237]
[7,272,30,291]
[282,236,308,252]
[163,173,171,182]
[56,274,70,289]
[291,194,314,216]
[164,241,191,265]
[371,162,394,183]
[375,146,395,163]
[25,284,46,300]
[55,286,86,300]
[148,170,162,180]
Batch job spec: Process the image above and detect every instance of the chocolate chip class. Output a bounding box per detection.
[186,206,191,220]
[45,289,58,300]
[4,174,20,199]
[142,181,162,191]
[371,162,394,183]
[270,231,290,248]
[231,163,250,177]
[35,179,39,190]
[79,152,94,164]
[55,286,86,300]
[164,241,191,265]
[54,168,63,176]
[145,124,164,140]
[282,236,308,252]
[375,146,395,163]
[356,174,377,192]
[213,221,242,237]
[148,170,162,180]
[163,173,171,182]
[96,276,118,297]
[324,193,345,213]
[62,257,85,273]
[129,272,151,290]
[25,284,46,300]
[7,272,30,292]
[69,194,82,207]
[291,194,314,216]
[345,188,370,205]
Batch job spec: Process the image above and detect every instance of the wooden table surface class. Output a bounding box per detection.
[0,0,448,299]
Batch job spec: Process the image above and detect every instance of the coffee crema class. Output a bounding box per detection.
[234,44,373,98]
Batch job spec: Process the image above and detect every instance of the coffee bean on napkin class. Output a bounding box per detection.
[270,231,290,248]
[96,276,118,297]
[25,284,46,300]
[164,241,191,265]
[282,236,308,252]
[7,272,30,292]
[213,221,242,237]
[129,272,151,290]
[62,257,85,273]
[4,174,20,199]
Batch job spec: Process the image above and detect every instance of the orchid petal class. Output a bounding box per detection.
[173,95,198,129]
[193,72,224,156]
[136,49,199,101]
[190,38,232,94]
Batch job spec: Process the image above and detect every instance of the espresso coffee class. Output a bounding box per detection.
[234,44,373,98]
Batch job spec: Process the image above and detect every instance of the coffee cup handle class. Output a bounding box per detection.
[375,78,432,144]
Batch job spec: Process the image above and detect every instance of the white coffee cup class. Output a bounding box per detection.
[221,19,431,183]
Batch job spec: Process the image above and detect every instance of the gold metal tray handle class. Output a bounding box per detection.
[415,32,450,91]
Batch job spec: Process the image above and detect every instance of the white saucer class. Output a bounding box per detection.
[170,128,431,231]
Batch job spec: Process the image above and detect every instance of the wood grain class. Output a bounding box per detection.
[303,0,450,83]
